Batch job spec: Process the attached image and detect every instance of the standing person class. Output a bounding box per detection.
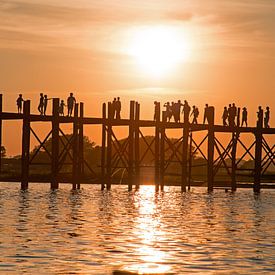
[59,100,66,116]
[43,95,52,115]
[241,107,248,127]
[190,105,199,124]
[16,94,24,114]
[116,97,121,119]
[228,104,235,127]
[38,93,44,115]
[111,97,117,119]
[182,100,191,123]
[153,101,158,121]
[174,100,183,123]
[203,104,209,124]
[67,92,76,117]
[264,106,270,128]
[222,106,228,126]
[163,102,171,122]
[232,103,237,126]
[257,106,263,127]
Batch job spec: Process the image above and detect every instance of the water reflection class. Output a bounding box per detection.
[0,183,274,274]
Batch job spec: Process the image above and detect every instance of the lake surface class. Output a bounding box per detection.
[0,183,274,274]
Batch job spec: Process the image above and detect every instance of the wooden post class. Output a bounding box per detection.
[51,98,59,189]
[188,132,193,190]
[106,102,112,190]
[160,111,165,191]
[101,103,107,190]
[231,132,238,191]
[78,102,84,189]
[128,100,135,191]
[207,106,215,192]
[134,102,140,190]
[72,103,79,190]
[0,94,2,174]
[155,102,160,191]
[182,107,189,192]
[254,109,263,192]
[21,100,30,190]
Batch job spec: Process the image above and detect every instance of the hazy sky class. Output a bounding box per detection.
[0,0,274,154]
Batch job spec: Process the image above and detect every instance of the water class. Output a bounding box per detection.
[0,183,274,274]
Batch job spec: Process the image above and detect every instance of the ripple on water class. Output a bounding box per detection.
[0,183,274,274]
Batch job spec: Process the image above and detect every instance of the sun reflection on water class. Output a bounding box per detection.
[123,186,173,274]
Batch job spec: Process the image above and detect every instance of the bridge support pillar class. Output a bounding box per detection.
[21,100,30,190]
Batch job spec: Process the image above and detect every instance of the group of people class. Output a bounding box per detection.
[16,92,76,117]
[15,94,271,127]
[156,100,199,123]
[221,104,270,128]
[110,97,121,119]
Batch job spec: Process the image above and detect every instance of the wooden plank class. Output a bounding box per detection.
[160,111,165,191]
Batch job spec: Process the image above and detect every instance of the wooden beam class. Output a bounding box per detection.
[21,100,31,190]
[0,94,2,174]
[181,110,189,192]
[160,111,165,191]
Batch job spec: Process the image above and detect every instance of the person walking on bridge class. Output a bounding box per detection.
[182,100,191,123]
[222,106,228,126]
[16,94,24,114]
[67,92,76,117]
[190,105,199,124]
[264,106,270,128]
[241,107,248,127]
[43,95,52,115]
[38,93,44,115]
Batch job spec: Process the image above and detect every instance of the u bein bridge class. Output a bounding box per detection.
[0,94,274,193]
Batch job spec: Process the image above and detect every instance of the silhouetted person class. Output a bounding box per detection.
[232,103,237,125]
[67,92,76,117]
[153,101,158,120]
[38,93,44,115]
[111,97,117,119]
[43,95,52,115]
[16,94,24,114]
[174,100,183,123]
[182,100,191,123]
[203,104,209,124]
[228,104,235,127]
[115,97,121,119]
[190,105,199,124]
[264,106,270,128]
[257,106,263,128]
[59,100,66,116]
[222,106,228,126]
[241,107,248,127]
[163,102,172,122]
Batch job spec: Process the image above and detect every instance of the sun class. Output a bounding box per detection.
[128,26,191,78]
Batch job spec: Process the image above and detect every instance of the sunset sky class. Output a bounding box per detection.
[0,0,274,155]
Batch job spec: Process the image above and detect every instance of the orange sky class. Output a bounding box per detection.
[0,0,274,155]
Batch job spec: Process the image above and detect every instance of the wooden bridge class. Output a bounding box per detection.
[0,94,274,192]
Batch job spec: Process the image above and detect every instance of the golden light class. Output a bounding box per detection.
[128,26,191,78]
